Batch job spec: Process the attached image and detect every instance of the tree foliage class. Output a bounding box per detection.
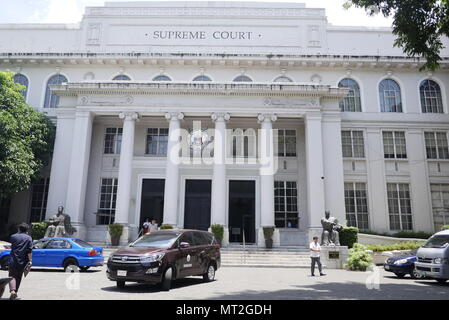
[345,0,449,70]
[0,72,55,196]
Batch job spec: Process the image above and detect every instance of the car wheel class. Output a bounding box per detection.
[79,266,90,272]
[394,273,405,278]
[161,267,173,291]
[203,263,215,282]
[410,269,422,279]
[436,279,447,285]
[63,259,79,272]
[116,281,125,288]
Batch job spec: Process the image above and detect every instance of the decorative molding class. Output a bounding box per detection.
[85,6,324,18]
[211,113,231,122]
[165,112,184,121]
[263,96,320,108]
[257,113,277,123]
[79,95,134,105]
[119,112,139,121]
[86,23,102,45]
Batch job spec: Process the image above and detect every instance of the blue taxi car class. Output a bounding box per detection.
[0,237,104,271]
[383,248,423,279]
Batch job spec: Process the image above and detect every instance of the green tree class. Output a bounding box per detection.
[0,71,55,196]
[345,0,449,70]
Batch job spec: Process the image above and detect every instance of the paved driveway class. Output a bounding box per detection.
[1,266,448,300]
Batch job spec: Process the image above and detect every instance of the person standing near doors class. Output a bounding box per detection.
[8,223,33,300]
[142,218,151,235]
[310,236,325,276]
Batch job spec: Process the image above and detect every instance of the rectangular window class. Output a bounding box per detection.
[274,181,298,228]
[104,128,123,154]
[387,183,413,231]
[30,177,50,223]
[275,129,297,157]
[344,182,369,230]
[383,131,407,159]
[425,132,449,160]
[430,184,449,232]
[146,128,169,156]
[97,178,118,225]
[341,131,365,158]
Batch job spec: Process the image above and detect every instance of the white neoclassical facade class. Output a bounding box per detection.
[1,1,449,246]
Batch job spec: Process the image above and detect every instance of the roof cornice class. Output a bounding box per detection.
[1,52,448,70]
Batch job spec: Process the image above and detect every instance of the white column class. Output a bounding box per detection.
[322,112,346,224]
[64,111,93,240]
[304,113,326,239]
[366,128,388,231]
[407,130,433,232]
[257,113,279,246]
[115,112,139,231]
[163,112,184,227]
[210,113,230,245]
[46,111,75,218]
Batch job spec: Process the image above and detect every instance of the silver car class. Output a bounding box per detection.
[415,230,449,284]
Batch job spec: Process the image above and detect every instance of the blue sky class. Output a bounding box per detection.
[0,0,393,27]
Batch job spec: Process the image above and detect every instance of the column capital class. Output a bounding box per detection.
[211,113,230,122]
[257,113,277,123]
[165,112,184,121]
[304,112,322,121]
[119,112,139,121]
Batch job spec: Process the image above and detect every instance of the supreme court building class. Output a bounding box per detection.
[1,1,449,246]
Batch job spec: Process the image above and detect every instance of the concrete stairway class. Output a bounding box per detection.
[220,248,312,268]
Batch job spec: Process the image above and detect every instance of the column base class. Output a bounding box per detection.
[71,222,87,241]
[307,227,323,245]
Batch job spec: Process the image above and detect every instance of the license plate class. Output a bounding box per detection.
[117,270,127,277]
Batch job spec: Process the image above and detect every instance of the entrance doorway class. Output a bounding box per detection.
[184,179,212,231]
[229,180,256,243]
[140,179,165,232]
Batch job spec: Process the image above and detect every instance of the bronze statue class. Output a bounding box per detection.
[321,210,343,246]
[44,206,76,238]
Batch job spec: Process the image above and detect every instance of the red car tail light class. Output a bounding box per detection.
[88,250,98,256]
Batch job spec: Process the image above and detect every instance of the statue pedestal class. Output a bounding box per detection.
[320,246,349,269]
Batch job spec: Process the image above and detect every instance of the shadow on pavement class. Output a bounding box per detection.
[29,268,101,273]
[101,277,213,293]
[207,280,449,300]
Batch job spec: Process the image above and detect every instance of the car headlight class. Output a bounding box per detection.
[434,258,442,264]
[394,258,409,265]
[140,253,165,265]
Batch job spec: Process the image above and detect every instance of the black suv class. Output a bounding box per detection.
[106,229,221,290]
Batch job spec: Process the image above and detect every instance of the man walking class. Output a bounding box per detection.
[310,236,325,276]
[8,223,33,300]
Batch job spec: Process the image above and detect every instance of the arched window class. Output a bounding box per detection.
[420,79,443,113]
[192,75,212,81]
[274,76,293,83]
[44,74,67,108]
[13,73,29,99]
[233,75,253,82]
[152,75,172,81]
[112,75,131,81]
[338,78,362,112]
[379,79,402,112]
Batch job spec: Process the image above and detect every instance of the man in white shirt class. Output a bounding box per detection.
[310,236,325,276]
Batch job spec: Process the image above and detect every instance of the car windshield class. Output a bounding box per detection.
[422,235,449,248]
[73,239,94,248]
[130,233,180,248]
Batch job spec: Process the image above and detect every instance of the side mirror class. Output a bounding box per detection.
[179,242,190,249]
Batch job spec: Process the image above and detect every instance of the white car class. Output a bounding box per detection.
[0,241,11,252]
